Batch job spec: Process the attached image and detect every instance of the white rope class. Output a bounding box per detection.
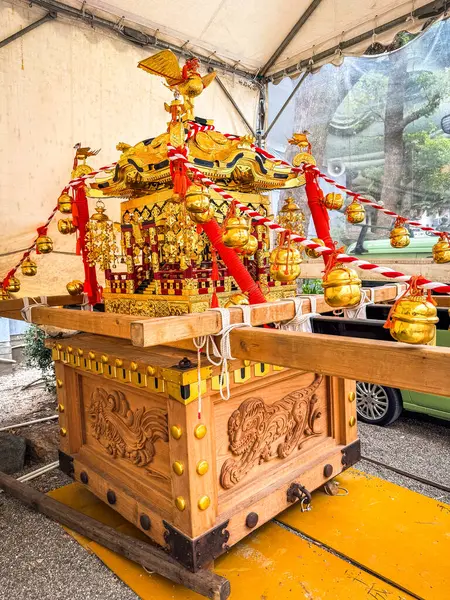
[20,296,48,323]
[392,282,407,300]
[81,293,92,311]
[276,297,319,333]
[193,306,253,402]
[343,289,373,320]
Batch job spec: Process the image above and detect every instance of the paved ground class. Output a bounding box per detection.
[0,367,449,599]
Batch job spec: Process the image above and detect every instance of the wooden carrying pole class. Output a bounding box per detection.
[0,471,230,600]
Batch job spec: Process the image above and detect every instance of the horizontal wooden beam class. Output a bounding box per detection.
[0,294,83,316]
[228,327,450,397]
[131,284,406,347]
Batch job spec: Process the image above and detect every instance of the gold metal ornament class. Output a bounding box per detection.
[305,238,325,259]
[85,201,119,271]
[66,280,84,296]
[222,216,251,249]
[185,184,211,213]
[5,276,20,293]
[239,234,258,257]
[277,197,305,237]
[224,293,250,308]
[346,200,365,224]
[189,206,215,224]
[197,495,211,511]
[390,221,410,248]
[387,287,438,345]
[0,289,11,301]
[323,264,362,308]
[175,496,186,511]
[269,239,302,282]
[58,218,77,235]
[432,235,450,264]
[323,192,344,211]
[21,258,37,276]
[58,192,72,214]
[36,235,53,254]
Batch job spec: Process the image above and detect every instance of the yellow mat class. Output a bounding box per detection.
[48,468,449,600]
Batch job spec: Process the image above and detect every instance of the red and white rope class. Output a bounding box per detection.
[167,143,450,294]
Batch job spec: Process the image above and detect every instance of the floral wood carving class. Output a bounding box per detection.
[220,374,323,489]
[88,387,168,468]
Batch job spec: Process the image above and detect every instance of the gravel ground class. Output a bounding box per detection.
[0,368,449,599]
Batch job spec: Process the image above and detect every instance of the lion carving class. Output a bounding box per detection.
[220,374,323,489]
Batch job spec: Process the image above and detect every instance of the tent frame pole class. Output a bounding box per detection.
[0,12,56,49]
[262,70,309,140]
[209,70,256,137]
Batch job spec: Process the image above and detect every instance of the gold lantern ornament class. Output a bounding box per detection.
[5,276,20,293]
[36,235,53,254]
[277,197,305,237]
[346,199,365,224]
[85,200,119,271]
[384,277,438,345]
[58,192,72,214]
[390,218,410,248]
[21,258,37,277]
[432,233,450,264]
[305,238,325,259]
[239,234,258,257]
[66,280,84,296]
[57,218,77,235]
[224,293,250,307]
[185,184,211,214]
[323,262,362,308]
[323,192,344,211]
[269,233,302,282]
[222,216,251,249]
[188,206,215,224]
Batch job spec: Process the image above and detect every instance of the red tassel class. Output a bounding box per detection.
[169,147,192,196]
[211,290,219,308]
[211,248,219,281]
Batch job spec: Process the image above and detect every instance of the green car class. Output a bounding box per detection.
[346,234,450,425]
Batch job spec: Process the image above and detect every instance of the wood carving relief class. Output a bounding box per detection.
[220,375,323,489]
[88,387,168,468]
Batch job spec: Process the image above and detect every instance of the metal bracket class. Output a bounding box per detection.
[58,450,74,478]
[341,439,361,469]
[287,482,312,511]
[0,12,56,49]
[163,520,230,572]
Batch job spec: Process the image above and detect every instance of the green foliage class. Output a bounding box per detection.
[302,278,323,295]
[24,326,55,393]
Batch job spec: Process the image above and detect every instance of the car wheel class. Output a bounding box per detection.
[356,382,403,426]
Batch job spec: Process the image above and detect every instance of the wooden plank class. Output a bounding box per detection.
[131,284,406,347]
[0,294,83,315]
[0,470,230,600]
[227,326,450,397]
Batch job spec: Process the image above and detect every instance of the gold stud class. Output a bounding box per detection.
[196,460,209,476]
[66,346,73,354]
[147,365,156,376]
[194,424,207,439]
[101,354,109,364]
[88,351,95,360]
[170,425,183,440]
[60,427,67,437]
[198,495,210,511]
[77,348,84,356]
[130,361,138,371]
[58,403,65,413]
[56,343,63,351]
[243,360,251,367]
[56,379,63,388]
[348,391,356,402]
[349,416,356,427]
[172,461,184,476]
[175,496,186,511]
[115,358,123,367]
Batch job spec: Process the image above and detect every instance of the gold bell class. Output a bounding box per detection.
[224,293,250,308]
[386,290,438,345]
[390,224,410,248]
[346,200,365,224]
[21,258,37,277]
[57,218,77,235]
[5,276,20,293]
[36,235,53,254]
[66,280,84,296]
[223,216,251,249]
[239,234,258,256]
[323,193,344,211]
[189,206,215,224]
[269,245,302,282]
[0,288,11,301]
[185,185,211,214]
[323,264,361,308]
[58,192,72,214]
[305,238,325,259]
[432,235,450,264]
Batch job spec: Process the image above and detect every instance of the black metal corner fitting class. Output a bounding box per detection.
[341,439,361,469]
[58,450,74,478]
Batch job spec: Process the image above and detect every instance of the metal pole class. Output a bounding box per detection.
[211,71,256,137]
[0,12,56,49]
[263,70,309,140]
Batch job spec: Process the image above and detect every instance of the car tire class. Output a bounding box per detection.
[356,382,403,426]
